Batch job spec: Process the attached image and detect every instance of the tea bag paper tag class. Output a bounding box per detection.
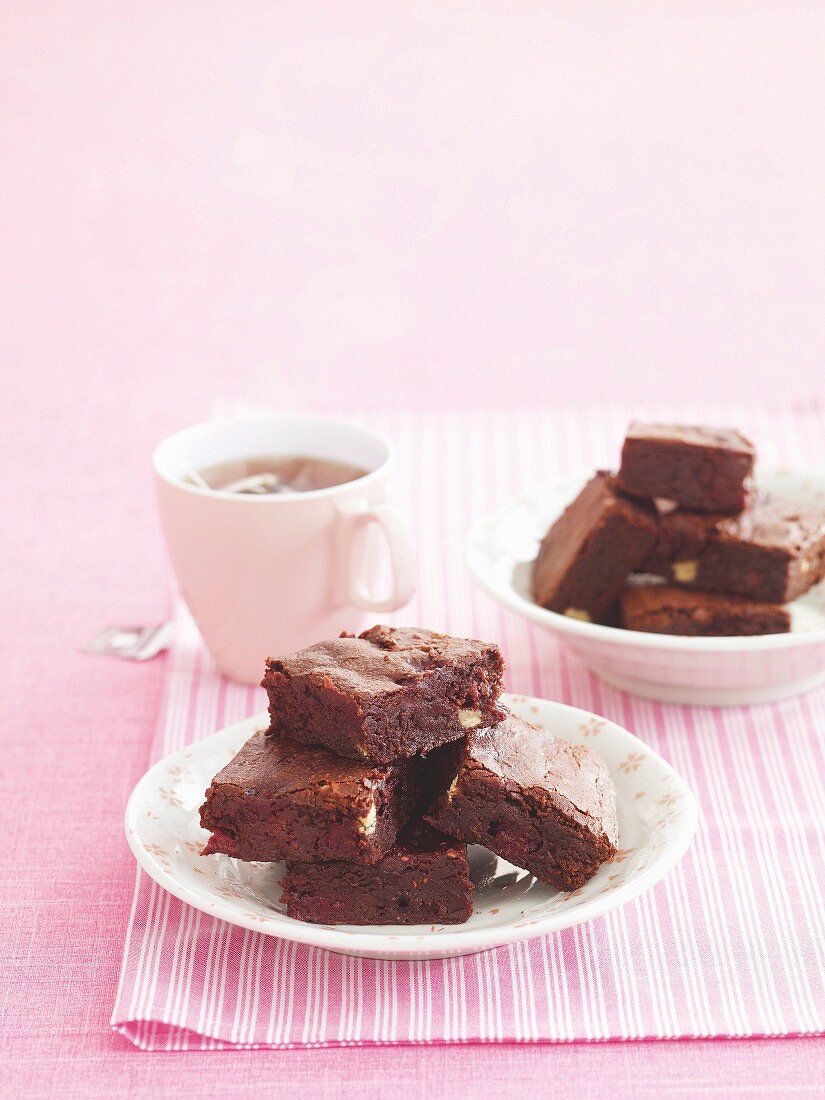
[82,621,174,661]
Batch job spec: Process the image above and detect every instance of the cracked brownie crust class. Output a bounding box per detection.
[199,730,422,864]
[426,716,618,892]
[262,625,505,763]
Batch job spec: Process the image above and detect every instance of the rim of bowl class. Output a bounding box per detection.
[464,467,825,653]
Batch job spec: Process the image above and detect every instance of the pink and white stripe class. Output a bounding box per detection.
[112,403,825,1049]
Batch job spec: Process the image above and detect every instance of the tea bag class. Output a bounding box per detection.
[83,622,174,660]
[220,473,291,495]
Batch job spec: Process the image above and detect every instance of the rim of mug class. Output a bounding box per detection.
[153,415,396,502]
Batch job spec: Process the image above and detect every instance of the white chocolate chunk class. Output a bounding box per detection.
[458,708,482,729]
[672,559,698,583]
[800,559,811,574]
[564,608,592,622]
[358,802,377,835]
[446,776,460,801]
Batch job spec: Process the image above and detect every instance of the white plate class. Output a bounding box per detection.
[125,696,697,960]
[466,469,825,706]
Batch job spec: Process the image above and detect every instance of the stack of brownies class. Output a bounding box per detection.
[534,422,825,636]
[199,625,618,926]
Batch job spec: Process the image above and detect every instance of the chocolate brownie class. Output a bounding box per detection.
[616,422,754,513]
[533,472,658,623]
[620,583,790,636]
[638,505,714,577]
[262,625,505,764]
[426,716,618,892]
[199,730,423,864]
[280,823,473,926]
[641,493,825,604]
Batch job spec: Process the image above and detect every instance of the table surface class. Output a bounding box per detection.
[4,3,825,1095]
[2,382,824,1098]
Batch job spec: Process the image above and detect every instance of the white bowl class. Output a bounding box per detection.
[125,696,697,961]
[465,469,825,706]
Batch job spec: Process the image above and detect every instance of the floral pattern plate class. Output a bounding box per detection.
[125,694,697,960]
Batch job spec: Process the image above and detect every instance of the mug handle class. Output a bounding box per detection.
[339,500,416,612]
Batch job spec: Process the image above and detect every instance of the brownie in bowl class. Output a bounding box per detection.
[532,472,658,624]
[532,422,825,637]
[620,583,790,637]
[616,422,755,514]
[642,494,825,605]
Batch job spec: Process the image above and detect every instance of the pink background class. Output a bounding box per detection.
[4,2,825,417]
[3,2,825,1096]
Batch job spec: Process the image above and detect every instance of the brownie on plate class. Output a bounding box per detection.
[616,422,755,513]
[620,583,790,637]
[262,625,505,764]
[280,823,474,926]
[533,472,658,623]
[641,493,825,604]
[426,715,618,892]
[199,730,423,864]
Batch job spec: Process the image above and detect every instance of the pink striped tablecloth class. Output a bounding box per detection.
[112,404,825,1049]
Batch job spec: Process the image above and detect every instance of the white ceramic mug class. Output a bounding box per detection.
[153,416,415,683]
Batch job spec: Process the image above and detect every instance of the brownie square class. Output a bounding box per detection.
[199,730,423,864]
[620,583,790,636]
[426,716,618,892]
[638,506,712,577]
[262,625,505,764]
[616,422,755,513]
[532,472,658,623]
[280,823,473,926]
[642,493,825,604]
